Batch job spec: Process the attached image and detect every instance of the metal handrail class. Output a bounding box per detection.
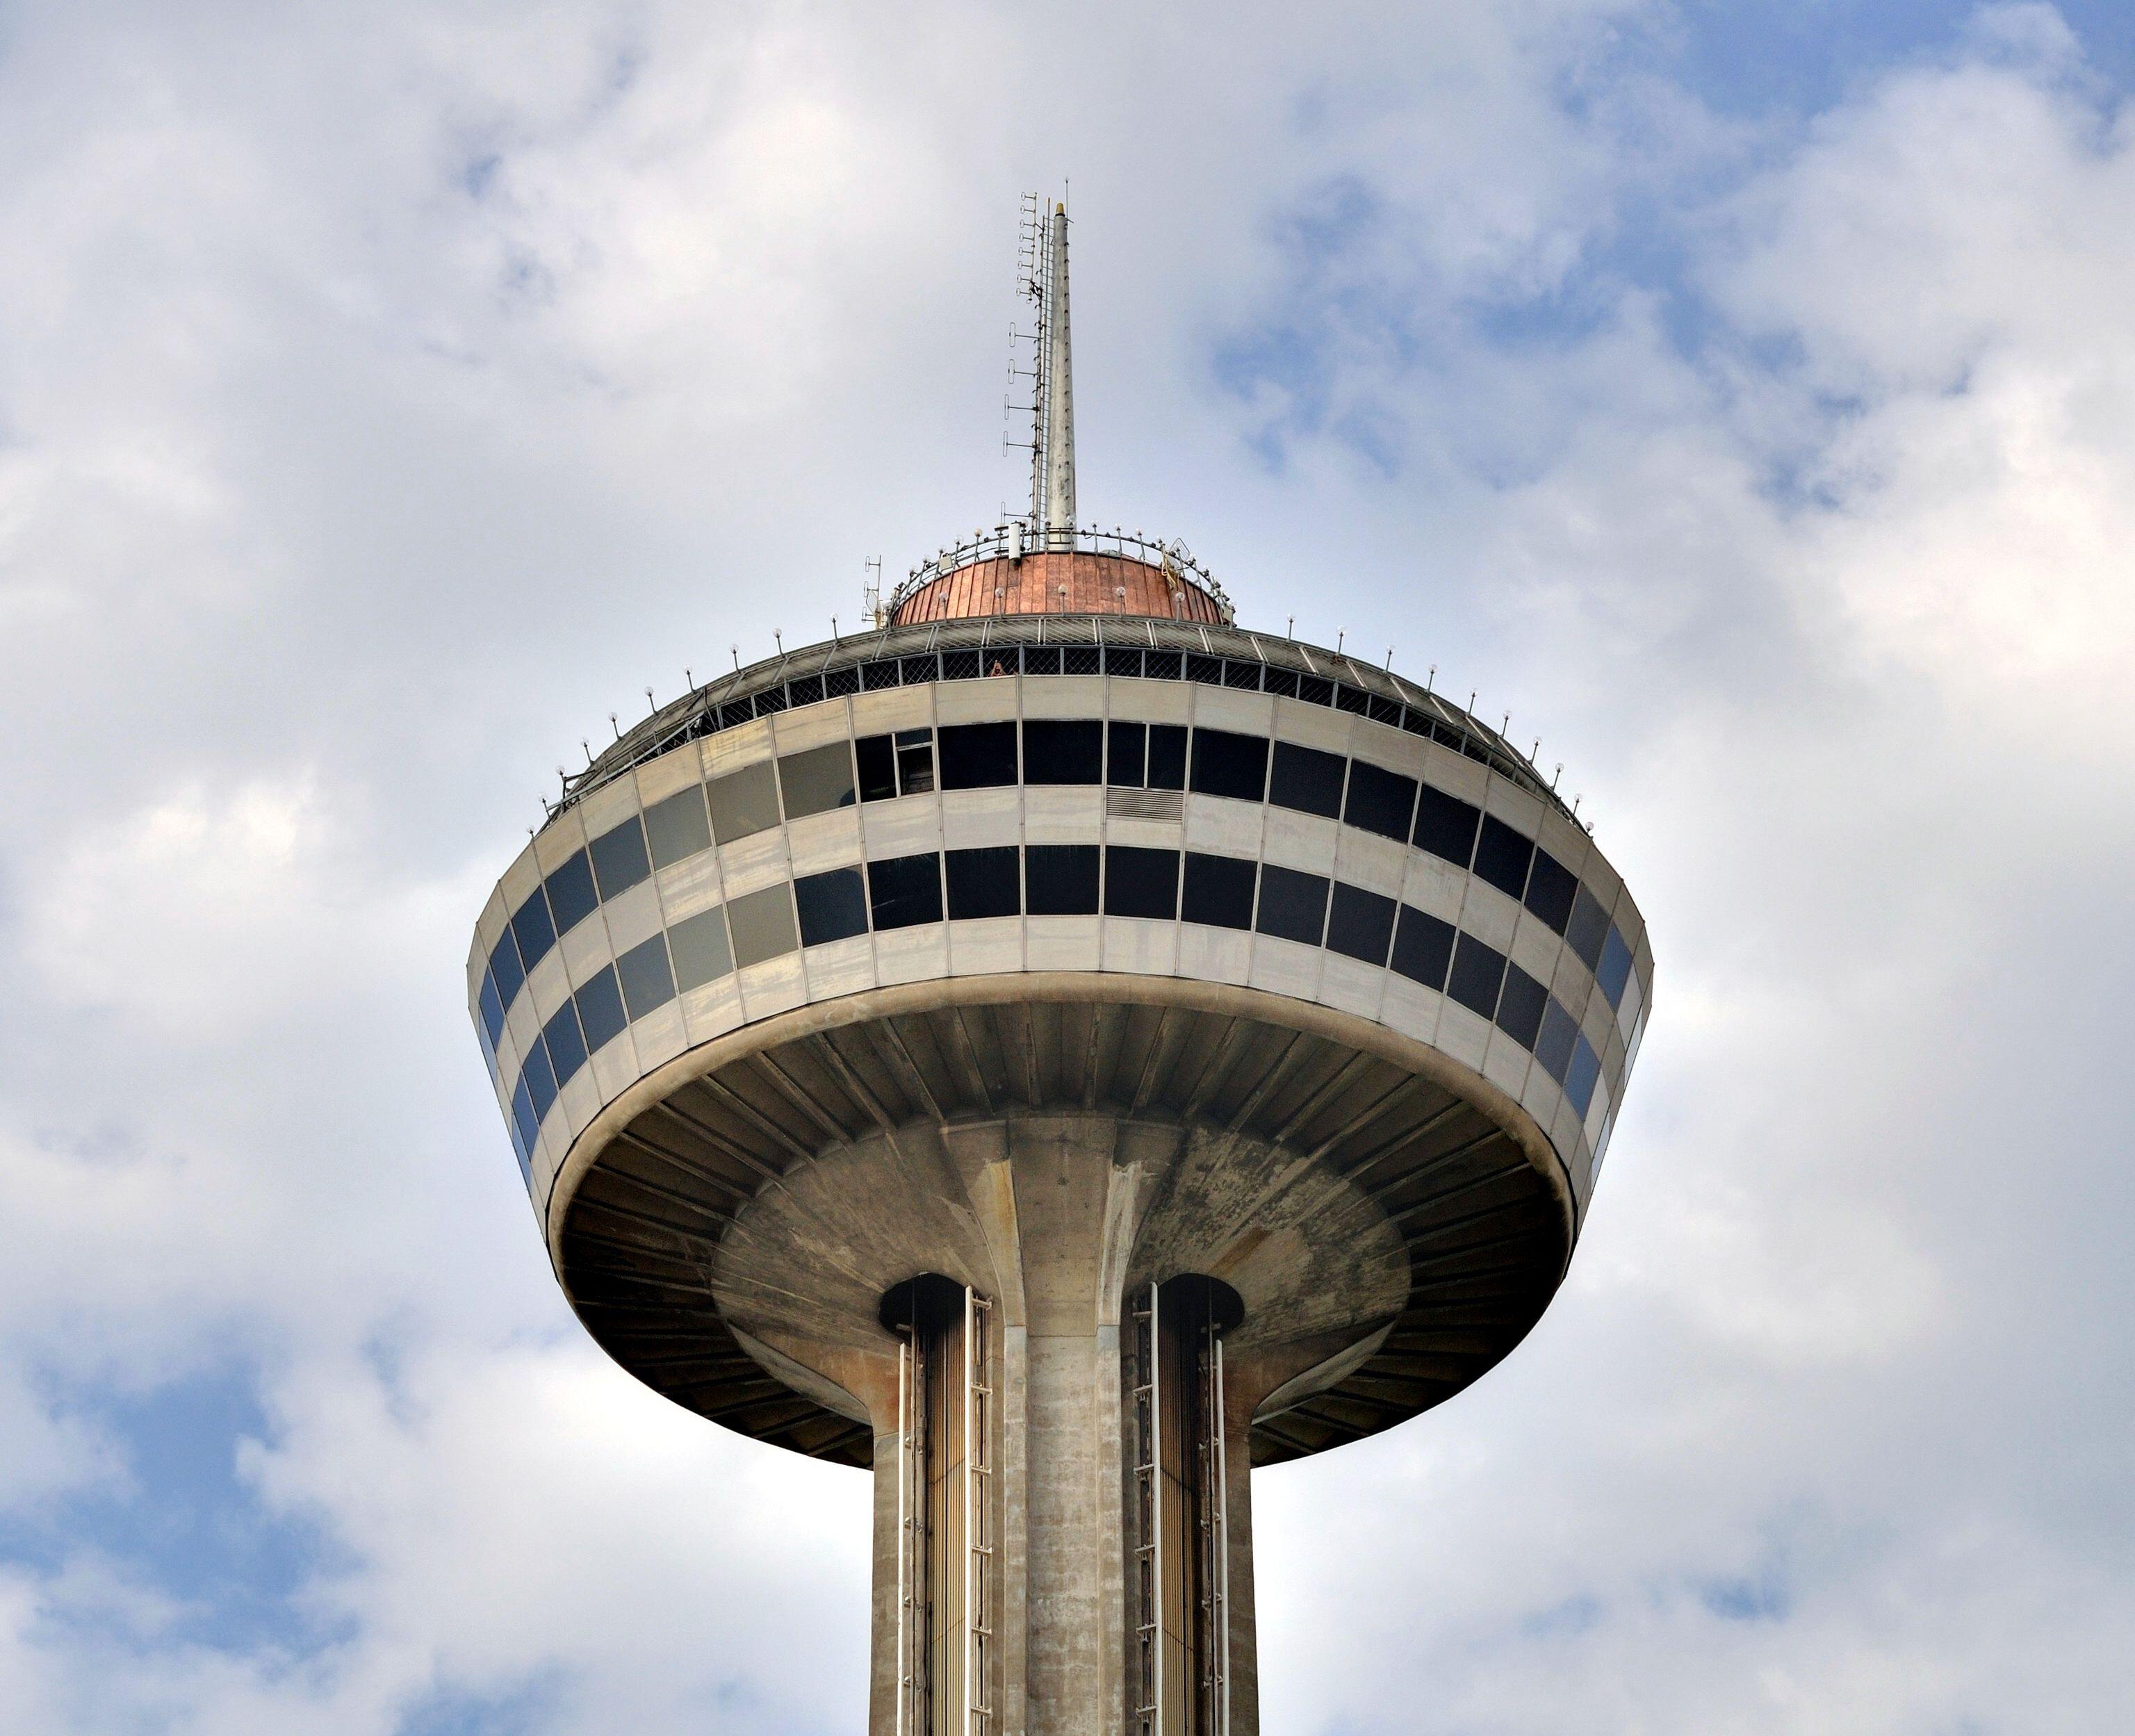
[883,523,1236,625]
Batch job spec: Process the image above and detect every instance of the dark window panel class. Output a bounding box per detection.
[1496,964,1549,1049]
[1565,1033,1602,1117]
[719,699,755,729]
[1147,725,1188,791]
[1412,785,1481,867]
[1263,667,1300,699]
[1181,852,1255,931]
[478,971,507,1046]
[509,888,557,972]
[1222,660,1261,689]
[1268,741,1345,819]
[787,673,825,708]
[1144,650,1184,680]
[1326,883,1397,966]
[1104,846,1180,919]
[1566,885,1611,972]
[616,933,676,1019]
[1523,849,1578,934]
[1023,719,1104,785]
[1391,906,1455,989]
[1062,646,1102,676]
[824,666,860,698]
[509,1077,538,1177]
[899,655,939,685]
[1106,721,1147,788]
[753,687,787,716]
[727,884,800,967]
[1367,694,1402,727]
[860,658,900,689]
[1447,935,1507,1018]
[488,928,525,1008]
[1334,684,1371,716]
[942,650,983,681]
[778,742,858,819]
[544,850,600,936]
[1255,864,1330,945]
[982,648,1019,677]
[573,965,628,1054]
[947,846,1021,919]
[1535,998,1580,1083]
[1295,673,1334,706]
[1343,760,1419,842]
[938,722,1019,789]
[1598,927,1635,1008]
[669,906,736,990]
[589,817,653,901]
[523,1035,559,1120]
[1186,653,1223,685]
[1473,815,1535,900]
[1023,646,1062,675]
[868,851,944,931]
[706,762,781,842]
[1026,844,1099,915]
[855,734,898,802]
[644,787,713,869]
[1189,728,1268,802]
[795,867,869,945]
[543,1001,588,1086]
[895,730,935,796]
[1104,648,1144,678]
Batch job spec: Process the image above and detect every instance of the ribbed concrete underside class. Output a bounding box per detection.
[553,982,1571,1471]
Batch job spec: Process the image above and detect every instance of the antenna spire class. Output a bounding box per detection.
[1023,199,1076,539]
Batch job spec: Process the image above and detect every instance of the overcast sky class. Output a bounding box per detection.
[2,1,2132,1731]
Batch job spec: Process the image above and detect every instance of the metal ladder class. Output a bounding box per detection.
[1131,1282,1163,1736]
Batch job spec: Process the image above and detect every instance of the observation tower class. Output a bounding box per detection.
[466,200,1651,1735]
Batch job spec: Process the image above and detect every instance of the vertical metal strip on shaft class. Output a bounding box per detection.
[965,1288,993,1736]
[897,1331,914,1736]
[1211,1327,1231,1736]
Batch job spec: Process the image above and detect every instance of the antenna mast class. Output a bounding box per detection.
[1015,195,1077,544]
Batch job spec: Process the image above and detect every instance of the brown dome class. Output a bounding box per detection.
[888,551,1228,626]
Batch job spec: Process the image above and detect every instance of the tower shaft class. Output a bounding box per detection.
[1032,202,1075,539]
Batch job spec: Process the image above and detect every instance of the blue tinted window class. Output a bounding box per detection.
[796,867,869,945]
[868,852,944,931]
[1598,927,1635,1008]
[938,722,1018,789]
[1256,865,1329,945]
[1473,816,1534,899]
[489,927,526,1008]
[509,1077,538,1178]
[1522,849,1578,933]
[1343,761,1417,842]
[589,817,652,899]
[1391,906,1455,988]
[1447,935,1507,1017]
[1268,742,1344,818]
[1146,726,1188,791]
[616,934,676,1020]
[510,889,556,973]
[523,1035,559,1120]
[1565,1033,1601,1117]
[545,850,600,935]
[574,964,628,1053]
[543,1001,588,1086]
[1188,730,1268,802]
[669,907,735,990]
[1535,997,1580,1083]
[1567,885,1610,972]
[1412,787,1480,866]
[1181,852,1255,930]
[1027,844,1099,915]
[1496,964,1548,1049]
[947,847,1021,919]
[478,971,507,1046]
[1104,846,1180,919]
[1327,883,1396,965]
[1023,720,1104,785]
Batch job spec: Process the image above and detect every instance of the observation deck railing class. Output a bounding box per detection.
[883,525,1236,625]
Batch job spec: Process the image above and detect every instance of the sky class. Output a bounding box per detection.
[1,1,2131,1731]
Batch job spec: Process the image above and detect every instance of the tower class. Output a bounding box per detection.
[467,203,1651,1734]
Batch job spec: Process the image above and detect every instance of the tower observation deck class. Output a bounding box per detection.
[467,201,1651,1735]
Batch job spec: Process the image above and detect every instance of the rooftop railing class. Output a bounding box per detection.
[883,524,1236,625]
